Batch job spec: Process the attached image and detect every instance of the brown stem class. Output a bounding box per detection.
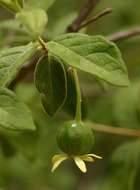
[87,122,140,137]
[79,7,112,30]
[67,0,101,32]
[108,27,140,42]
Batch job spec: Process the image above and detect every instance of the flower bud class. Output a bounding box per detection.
[16,8,48,39]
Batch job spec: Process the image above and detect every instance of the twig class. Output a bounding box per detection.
[67,0,101,32]
[87,122,140,137]
[108,27,140,42]
[79,7,112,30]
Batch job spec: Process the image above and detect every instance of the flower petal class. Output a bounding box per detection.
[80,155,94,162]
[74,156,87,173]
[52,154,67,164]
[51,154,68,172]
[87,154,103,159]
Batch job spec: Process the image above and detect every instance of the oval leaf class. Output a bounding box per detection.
[47,33,129,87]
[0,42,37,87]
[35,55,67,116]
[0,88,36,130]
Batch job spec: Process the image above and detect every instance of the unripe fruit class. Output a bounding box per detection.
[57,121,94,155]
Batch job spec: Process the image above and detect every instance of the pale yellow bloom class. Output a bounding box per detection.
[51,153,102,173]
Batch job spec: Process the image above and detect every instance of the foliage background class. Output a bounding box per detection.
[0,0,140,189]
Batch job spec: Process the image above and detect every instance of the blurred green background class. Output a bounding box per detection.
[0,0,140,190]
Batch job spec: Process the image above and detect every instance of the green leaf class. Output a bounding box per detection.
[100,140,140,190]
[0,42,37,87]
[0,88,36,130]
[35,54,67,116]
[47,33,129,87]
[0,0,22,13]
[26,0,55,10]
[0,19,22,32]
[16,8,48,39]
[17,0,23,8]
[113,80,140,129]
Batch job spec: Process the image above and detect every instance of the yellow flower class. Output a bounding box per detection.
[52,153,102,173]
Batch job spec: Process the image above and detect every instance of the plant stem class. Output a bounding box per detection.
[79,7,112,30]
[108,27,140,42]
[72,68,82,122]
[67,0,101,32]
[87,121,140,137]
[38,36,48,53]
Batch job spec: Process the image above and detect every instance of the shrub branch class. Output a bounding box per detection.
[67,0,101,32]
[108,27,140,42]
[87,122,140,137]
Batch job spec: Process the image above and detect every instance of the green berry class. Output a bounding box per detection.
[57,121,94,155]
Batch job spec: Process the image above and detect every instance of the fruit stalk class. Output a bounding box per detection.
[72,68,82,122]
